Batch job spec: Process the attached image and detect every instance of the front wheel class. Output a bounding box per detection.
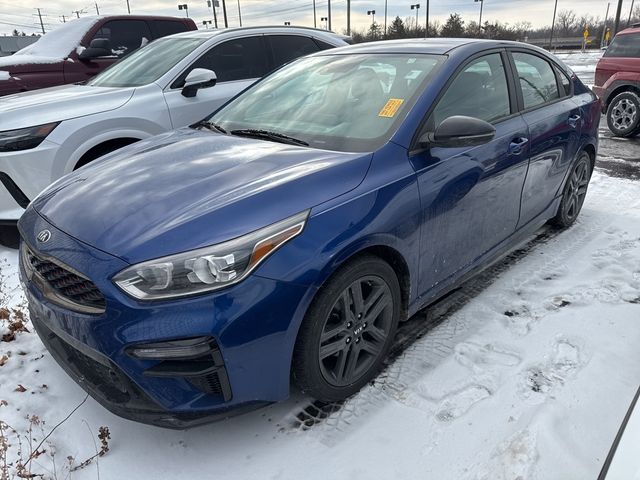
[606,91,640,137]
[551,151,592,228]
[292,255,401,402]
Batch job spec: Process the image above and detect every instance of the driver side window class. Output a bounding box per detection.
[90,20,152,58]
[430,53,511,128]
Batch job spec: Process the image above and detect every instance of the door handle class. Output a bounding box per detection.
[509,137,529,155]
[568,114,581,128]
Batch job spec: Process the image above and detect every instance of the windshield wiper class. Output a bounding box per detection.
[230,129,308,147]
[195,120,227,134]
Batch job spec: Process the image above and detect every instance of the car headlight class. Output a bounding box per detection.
[113,210,309,300]
[0,122,59,152]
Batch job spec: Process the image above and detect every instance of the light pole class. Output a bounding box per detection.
[207,0,218,28]
[410,4,420,34]
[549,0,558,49]
[126,0,130,13]
[321,16,328,30]
[384,0,388,36]
[202,19,212,28]
[237,0,242,26]
[367,9,376,26]
[178,3,188,17]
[313,0,317,28]
[425,0,429,37]
[628,0,635,27]
[284,21,291,25]
[475,0,483,35]
[328,0,332,30]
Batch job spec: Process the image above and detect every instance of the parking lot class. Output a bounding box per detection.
[0,49,638,479]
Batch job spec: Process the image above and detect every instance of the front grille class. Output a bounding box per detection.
[23,243,106,314]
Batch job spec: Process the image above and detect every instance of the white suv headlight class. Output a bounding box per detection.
[113,210,309,300]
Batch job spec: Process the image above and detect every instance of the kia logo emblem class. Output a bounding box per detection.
[36,230,51,243]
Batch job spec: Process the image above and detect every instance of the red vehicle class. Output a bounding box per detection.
[593,24,640,137]
[0,15,197,97]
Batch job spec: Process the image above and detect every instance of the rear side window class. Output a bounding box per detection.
[431,53,511,126]
[512,52,560,109]
[150,20,190,39]
[176,36,269,85]
[268,35,321,67]
[91,20,152,58]
[605,33,640,57]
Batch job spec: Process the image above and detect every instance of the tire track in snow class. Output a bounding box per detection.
[284,173,638,443]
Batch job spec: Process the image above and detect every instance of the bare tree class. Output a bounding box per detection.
[556,9,578,36]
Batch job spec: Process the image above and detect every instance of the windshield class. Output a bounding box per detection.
[207,53,444,152]
[87,37,205,88]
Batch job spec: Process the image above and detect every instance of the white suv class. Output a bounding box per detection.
[0,26,348,245]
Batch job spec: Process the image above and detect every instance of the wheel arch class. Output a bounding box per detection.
[604,83,640,110]
[74,137,140,170]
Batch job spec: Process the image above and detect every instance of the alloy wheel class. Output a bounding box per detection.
[562,157,590,221]
[611,98,638,132]
[318,275,394,387]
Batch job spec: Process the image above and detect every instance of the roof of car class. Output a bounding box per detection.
[618,25,640,34]
[316,38,545,55]
[172,26,348,40]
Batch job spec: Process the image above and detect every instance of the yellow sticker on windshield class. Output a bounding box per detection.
[378,98,404,118]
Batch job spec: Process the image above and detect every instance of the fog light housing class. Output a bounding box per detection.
[127,337,214,360]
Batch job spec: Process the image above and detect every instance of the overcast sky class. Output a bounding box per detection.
[0,0,628,36]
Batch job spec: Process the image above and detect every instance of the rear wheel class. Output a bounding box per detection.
[292,255,401,402]
[606,91,640,137]
[551,151,592,228]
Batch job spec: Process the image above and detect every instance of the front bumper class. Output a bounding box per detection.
[0,140,60,221]
[19,207,315,427]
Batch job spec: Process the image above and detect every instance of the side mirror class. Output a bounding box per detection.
[181,68,217,98]
[79,38,113,60]
[420,115,496,148]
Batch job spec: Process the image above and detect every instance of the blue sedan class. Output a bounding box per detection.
[18,39,600,427]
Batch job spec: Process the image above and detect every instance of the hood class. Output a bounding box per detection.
[0,84,135,130]
[32,128,372,264]
[0,55,64,71]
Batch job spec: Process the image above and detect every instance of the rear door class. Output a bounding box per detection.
[509,50,583,227]
[411,51,531,295]
[265,34,322,69]
[163,35,270,128]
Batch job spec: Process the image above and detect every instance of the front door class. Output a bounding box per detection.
[410,52,530,297]
[163,35,270,129]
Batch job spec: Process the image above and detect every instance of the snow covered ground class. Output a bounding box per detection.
[1,51,638,480]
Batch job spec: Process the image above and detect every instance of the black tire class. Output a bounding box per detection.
[292,255,401,402]
[606,91,640,137]
[551,151,593,229]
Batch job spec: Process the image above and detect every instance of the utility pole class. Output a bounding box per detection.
[328,0,332,31]
[313,0,317,28]
[601,2,610,46]
[221,0,228,28]
[126,0,131,14]
[614,0,623,34]
[36,8,45,34]
[628,0,635,27]
[475,0,484,35]
[425,0,429,37]
[72,9,83,18]
[60,14,67,23]
[95,2,99,14]
[237,0,242,26]
[346,0,350,35]
[549,0,558,50]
